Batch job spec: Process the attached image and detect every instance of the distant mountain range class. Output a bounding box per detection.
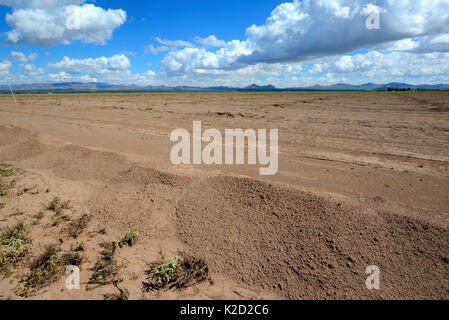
[1,82,448,93]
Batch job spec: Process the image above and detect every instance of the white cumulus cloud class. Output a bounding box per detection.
[8,51,38,62]
[46,54,157,85]
[48,54,131,75]
[145,45,170,55]
[194,35,226,47]
[0,60,12,75]
[155,37,195,48]
[0,0,126,46]
[160,0,449,77]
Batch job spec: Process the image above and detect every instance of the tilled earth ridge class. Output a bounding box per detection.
[176,176,449,299]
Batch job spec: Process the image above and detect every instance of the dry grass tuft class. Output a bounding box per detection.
[103,282,129,300]
[47,197,71,215]
[71,242,85,252]
[16,245,60,297]
[16,244,85,297]
[32,212,45,226]
[47,197,72,226]
[64,214,91,238]
[87,242,122,290]
[60,251,85,267]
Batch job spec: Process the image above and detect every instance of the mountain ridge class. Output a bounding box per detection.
[1,82,449,93]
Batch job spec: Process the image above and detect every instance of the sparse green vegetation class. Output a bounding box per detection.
[17,185,38,196]
[0,163,22,198]
[147,256,180,290]
[0,163,21,178]
[143,254,209,291]
[0,221,33,270]
[119,227,139,247]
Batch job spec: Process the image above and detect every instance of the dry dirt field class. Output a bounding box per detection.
[0,91,448,300]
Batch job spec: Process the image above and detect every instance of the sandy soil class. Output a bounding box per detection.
[0,92,448,300]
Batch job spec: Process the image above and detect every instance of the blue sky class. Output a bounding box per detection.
[0,0,285,81]
[0,0,449,87]
[0,1,284,73]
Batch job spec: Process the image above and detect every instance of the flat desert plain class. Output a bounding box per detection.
[0,91,448,300]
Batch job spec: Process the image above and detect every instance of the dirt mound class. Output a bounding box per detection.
[0,138,54,162]
[113,164,190,187]
[23,145,130,181]
[0,125,37,146]
[0,125,53,162]
[88,165,189,237]
[176,176,449,300]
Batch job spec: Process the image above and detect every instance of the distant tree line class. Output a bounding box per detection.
[387,87,412,92]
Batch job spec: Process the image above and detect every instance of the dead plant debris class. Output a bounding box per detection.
[47,197,72,226]
[64,214,91,238]
[47,197,71,215]
[32,211,45,226]
[87,242,122,290]
[17,185,38,196]
[16,244,85,297]
[103,282,129,300]
[143,253,209,292]
[71,242,85,252]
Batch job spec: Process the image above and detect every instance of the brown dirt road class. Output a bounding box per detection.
[0,92,448,300]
